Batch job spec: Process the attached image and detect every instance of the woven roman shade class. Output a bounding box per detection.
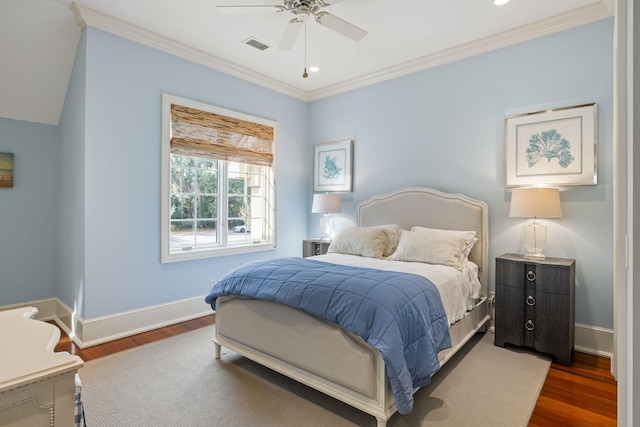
[170,104,274,166]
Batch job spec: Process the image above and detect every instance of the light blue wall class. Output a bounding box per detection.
[58,29,87,317]
[65,27,309,318]
[0,18,614,331]
[308,19,614,329]
[0,118,60,304]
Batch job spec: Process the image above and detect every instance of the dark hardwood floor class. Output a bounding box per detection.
[53,316,617,425]
[529,351,617,426]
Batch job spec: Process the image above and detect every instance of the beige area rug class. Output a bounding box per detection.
[79,326,551,426]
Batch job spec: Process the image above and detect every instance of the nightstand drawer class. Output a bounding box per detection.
[534,291,571,321]
[496,258,572,294]
[522,263,573,294]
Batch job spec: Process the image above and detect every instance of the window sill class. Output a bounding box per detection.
[161,242,276,263]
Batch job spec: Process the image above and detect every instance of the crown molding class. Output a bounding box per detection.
[71,1,612,103]
[307,2,614,100]
[71,2,310,102]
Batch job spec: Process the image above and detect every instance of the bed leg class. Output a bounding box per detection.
[376,418,386,427]
[214,342,221,359]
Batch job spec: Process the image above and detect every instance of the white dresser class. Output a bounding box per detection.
[0,307,84,426]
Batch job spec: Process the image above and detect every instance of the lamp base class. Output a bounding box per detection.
[522,220,547,261]
[319,214,335,240]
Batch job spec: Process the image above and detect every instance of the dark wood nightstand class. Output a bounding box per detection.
[494,253,575,366]
[302,239,331,257]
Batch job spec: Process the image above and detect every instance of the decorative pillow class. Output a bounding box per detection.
[327,226,390,258]
[378,224,400,257]
[411,226,478,261]
[387,229,468,270]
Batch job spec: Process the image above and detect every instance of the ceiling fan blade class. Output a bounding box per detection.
[315,11,367,41]
[278,18,304,51]
[217,5,285,14]
[317,0,345,5]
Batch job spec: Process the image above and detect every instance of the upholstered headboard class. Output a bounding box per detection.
[357,187,489,294]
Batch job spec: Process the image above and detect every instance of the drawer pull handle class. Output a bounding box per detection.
[525,320,535,331]
[526,295,536,306]
[526,271,536,282]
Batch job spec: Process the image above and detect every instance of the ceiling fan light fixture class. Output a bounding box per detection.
[494,0,510,5]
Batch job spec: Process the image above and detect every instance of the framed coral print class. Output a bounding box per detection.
[504,103,597,187]
[0,152,14,188]
[314,139,353,192]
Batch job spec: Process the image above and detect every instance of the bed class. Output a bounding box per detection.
[206,187,489,426]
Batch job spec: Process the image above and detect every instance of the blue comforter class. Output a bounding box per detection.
[204,257,451,414]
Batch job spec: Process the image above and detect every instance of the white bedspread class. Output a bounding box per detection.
[310,253,482,326]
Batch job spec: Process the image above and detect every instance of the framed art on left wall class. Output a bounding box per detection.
[313,139,353,192]
[0,152,14,188]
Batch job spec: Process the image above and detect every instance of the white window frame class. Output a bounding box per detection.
[161,93,277,263]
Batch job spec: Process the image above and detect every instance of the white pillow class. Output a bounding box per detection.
[411,226,478,261]
[387,229,468,270]
[327,226,390,258]
[378,224,400,257]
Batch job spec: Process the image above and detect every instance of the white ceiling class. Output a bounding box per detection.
[0,0,613,126]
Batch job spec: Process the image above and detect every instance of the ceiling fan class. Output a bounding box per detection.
[217,0,367,50]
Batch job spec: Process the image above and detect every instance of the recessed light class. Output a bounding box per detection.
[309,66,319,72]
[494,0,510,5]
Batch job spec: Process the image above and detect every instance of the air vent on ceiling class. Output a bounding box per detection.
[243,37,271,51]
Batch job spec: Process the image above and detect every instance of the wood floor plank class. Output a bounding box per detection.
[529,395,616,427]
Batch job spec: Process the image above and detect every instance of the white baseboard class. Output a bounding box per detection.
[574,323,614,358]
[79,296,212,347]
[1,296,212,348]
[1,297,613,357]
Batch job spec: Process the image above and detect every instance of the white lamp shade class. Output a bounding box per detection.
[312,193,341,214]
[510,187,561,260]
[509,188,562,219]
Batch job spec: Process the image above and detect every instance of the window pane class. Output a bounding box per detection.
[197,169,217,193]
[170,168,181,193]
[171,154,196,168]
[249,195,265,218]
[170,220,195,250]
[195,220,217,245]
[228,177,245,194]
[197,195,216,218]
[228,195,246,216]
[171,169,196,193]
[197,158,215,169]
[171,195,195,219]
[172,168,191,192]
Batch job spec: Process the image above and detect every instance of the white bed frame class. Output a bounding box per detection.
[212,187,490,426]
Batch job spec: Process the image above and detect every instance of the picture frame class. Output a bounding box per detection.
[0,152,14,188]
[504,103,597,187]
[314,139,353,192]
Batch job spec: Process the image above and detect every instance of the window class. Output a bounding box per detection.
[161,94,277,262]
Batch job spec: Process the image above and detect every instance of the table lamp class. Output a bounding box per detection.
[509,187,562,260]
[312,193,341,240]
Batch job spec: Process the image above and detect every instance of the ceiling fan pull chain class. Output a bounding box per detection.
[303,20,309,78]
